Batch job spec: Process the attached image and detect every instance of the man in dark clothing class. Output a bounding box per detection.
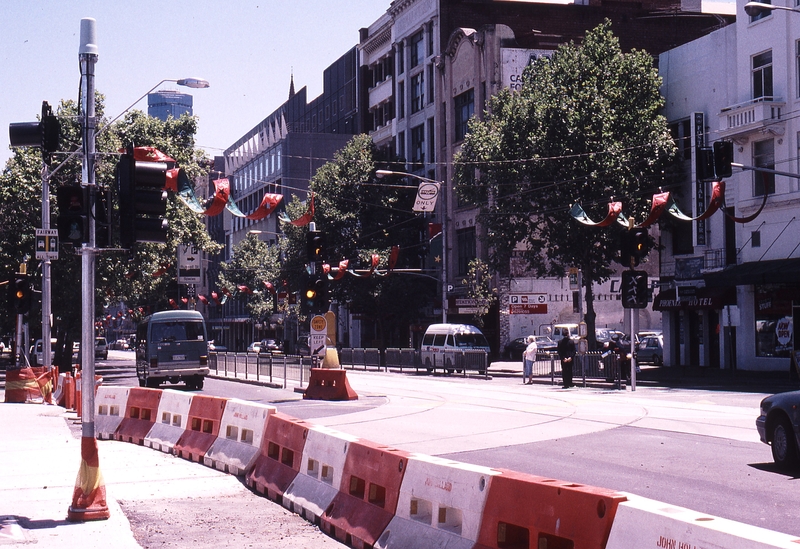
[557,332,577,388]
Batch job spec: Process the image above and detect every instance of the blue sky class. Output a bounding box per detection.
[0,1,389,166]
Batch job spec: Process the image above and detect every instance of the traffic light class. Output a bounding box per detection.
[8,274,32,315]
[56,186,89,245]
[302,274,328,315]
[619,228,649,268]
[696,146,715,182]
[630,228,649,267]
[306,230,325,263]
[713,141,734,179]
[9,101,61,161]
[621,270,648,309]
[117,147,169,248]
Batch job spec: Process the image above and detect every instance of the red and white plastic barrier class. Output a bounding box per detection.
[282,424,359,523]
[320,439,410,549]
[114,387,162,445]
[375,453,501,549]
[606,492,800,549]
[203,398,275,476]
[473,468,626,549]
[246,413,310,502]
[173,395,227,463]
[144,389,194,453]
[94,386,131,440]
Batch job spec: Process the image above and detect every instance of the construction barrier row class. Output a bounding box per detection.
[92,385,800,548]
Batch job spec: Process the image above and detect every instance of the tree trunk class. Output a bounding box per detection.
[583,264,598,350]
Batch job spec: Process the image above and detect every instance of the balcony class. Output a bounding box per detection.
[719,97,785,139]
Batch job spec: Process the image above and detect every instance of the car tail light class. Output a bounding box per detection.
[200,355,207,366]
[150,357,158,369]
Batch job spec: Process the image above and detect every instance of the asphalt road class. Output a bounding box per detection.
[95,351,800,538]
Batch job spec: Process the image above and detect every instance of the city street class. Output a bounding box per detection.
[91,350,800,538]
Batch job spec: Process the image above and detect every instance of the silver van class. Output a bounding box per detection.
[135,310,209,390]
[420,323,491,374]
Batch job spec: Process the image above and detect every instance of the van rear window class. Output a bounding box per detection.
[152,321,205,343]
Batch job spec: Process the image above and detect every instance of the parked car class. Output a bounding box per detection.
[534,335,558,353]
[757,390,800,467]
[258,338,282,353]
[637,335,663,365]
[503,337,529,361]
[111,339,130,351]
[247,341,261,353]
[95,337,108,360]
[208,341,228,353]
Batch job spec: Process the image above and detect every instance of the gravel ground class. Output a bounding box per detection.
[119,490,345,548]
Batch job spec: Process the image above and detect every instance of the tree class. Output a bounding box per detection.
[0,93,221,358]
[217,233,282,322]
[462,259,496,328]
[455,21,677,347]
[280,134,436,348]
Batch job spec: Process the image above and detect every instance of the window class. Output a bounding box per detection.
[753,138,775,196]
[398,82,405,119]
[410,31,424,68]
[411,124,425,165]
[428,117,435,164]
[752,231,761,247]
[754,285,800,358]
[796,40,800,98]
[427,64,435,105]
[750,0,772,22]
[398,130,405,161]
[397,42,404,74]
[411,73,424,113]
[669,119,692,161]
[753,50,773,100]
[457,228,476,276]
[454,89,474,142]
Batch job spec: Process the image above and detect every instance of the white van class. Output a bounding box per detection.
[551,323,579,342]
[420,323,491,373]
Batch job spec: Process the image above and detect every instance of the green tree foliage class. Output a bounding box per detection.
[217,233,281,322]
[462,259,496,328]
[281,134,436,347]
[455,21,676,342]
[0,93,221,344]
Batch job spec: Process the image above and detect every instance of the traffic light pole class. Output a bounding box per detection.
[67,17,109,522]
[42,166,52,372]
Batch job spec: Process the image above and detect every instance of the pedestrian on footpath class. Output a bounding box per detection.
[557,329,576,388]
[522,335,538,384]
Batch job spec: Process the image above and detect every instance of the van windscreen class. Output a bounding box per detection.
[152,321,205,343]
[454,333,489,347]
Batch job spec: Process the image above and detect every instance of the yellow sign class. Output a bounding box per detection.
[310,315,327,333]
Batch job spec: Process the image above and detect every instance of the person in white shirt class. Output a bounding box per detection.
[522,336,538,385]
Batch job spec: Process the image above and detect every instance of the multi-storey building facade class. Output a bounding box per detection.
[658,0,800,371]
[147,90,193,121]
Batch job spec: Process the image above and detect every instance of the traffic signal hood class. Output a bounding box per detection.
[619,228,649,268]
[696,141,734,182]
[9,101,61,157]
[117,149,169,248]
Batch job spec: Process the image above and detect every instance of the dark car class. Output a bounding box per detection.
[503,337,529,361]
[534,335,558,353]
[258,338,282,353]
[637,335,663,365]
[757,390,800,467]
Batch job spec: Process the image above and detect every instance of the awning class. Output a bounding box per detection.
[652,286,736,311]
[704,258,800,287]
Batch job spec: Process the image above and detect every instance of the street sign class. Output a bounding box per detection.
[310,315,327,357]
[35,229,58,260]
[622,270,648,309]
[412,181,440,212]
[177,244,201,284]
[508,293,547,314]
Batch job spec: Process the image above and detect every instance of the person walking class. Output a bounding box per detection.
[557,329,577,388]
[522,336,538,384]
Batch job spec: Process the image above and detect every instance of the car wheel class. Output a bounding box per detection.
[772,418,799,467]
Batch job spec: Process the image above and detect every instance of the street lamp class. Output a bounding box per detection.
[375,169,449,322]
[744,1,800,16]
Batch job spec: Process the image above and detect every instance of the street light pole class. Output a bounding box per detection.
[376,170,448,322]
